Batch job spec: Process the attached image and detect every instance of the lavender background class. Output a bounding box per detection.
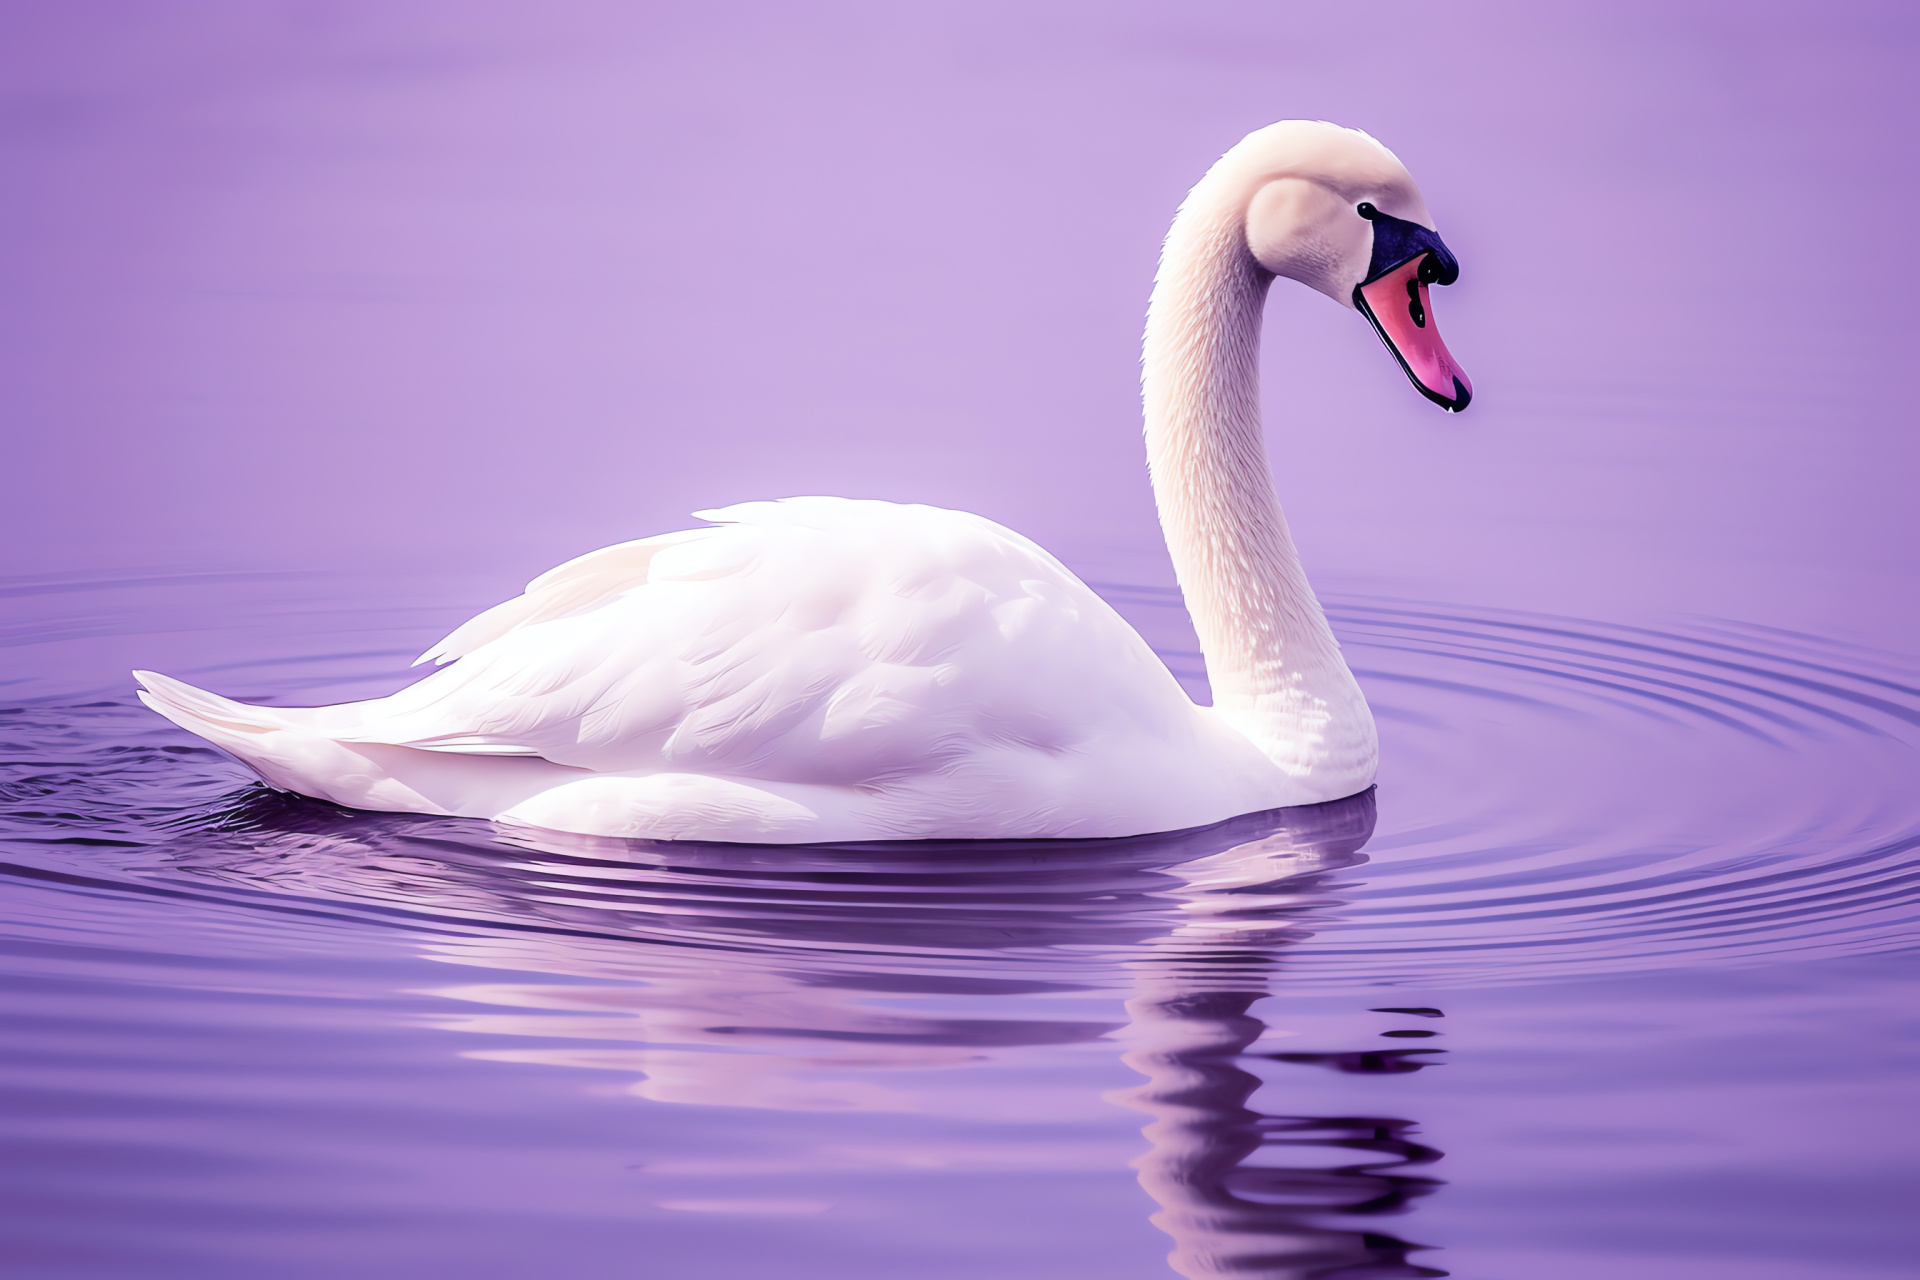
[3,5,1917,1280]
[5,0,1914,642]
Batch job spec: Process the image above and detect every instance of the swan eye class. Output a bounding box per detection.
[1356,202,1377,220]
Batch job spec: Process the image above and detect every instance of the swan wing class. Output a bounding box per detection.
[334,498,1194,781]
[413,527,707,667]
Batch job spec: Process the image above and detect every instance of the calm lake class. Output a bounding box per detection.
[3,4,1916,1278]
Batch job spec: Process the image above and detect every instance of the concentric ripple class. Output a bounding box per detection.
[1,574,1916,990]
[1319,597,1920,983]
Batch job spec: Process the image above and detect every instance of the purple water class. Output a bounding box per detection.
[3,4,1917,1278]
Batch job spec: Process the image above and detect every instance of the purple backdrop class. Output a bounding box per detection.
[4,0,1914,645]
[3,8,1919,1278]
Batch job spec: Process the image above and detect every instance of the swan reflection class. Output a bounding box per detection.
[179,786,1441,1276]
[1114,974,1444,1279]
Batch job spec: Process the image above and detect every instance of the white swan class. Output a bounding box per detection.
[136,120,1471,843]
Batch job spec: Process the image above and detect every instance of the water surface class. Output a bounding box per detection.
[3,571,1915,1278]
[4,4,1918,1278]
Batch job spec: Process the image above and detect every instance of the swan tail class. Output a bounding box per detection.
[133,670,581,819]
[133,670,302,738]
[132,669,366,802]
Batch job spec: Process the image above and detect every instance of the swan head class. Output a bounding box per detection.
[1228,121,1473,412]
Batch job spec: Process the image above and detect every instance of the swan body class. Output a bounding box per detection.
[140,499,1307,842]
[137,121,1471,843]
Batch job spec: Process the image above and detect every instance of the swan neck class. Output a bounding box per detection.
[1141,189,1352,729]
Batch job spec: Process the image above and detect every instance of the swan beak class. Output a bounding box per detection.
[1355,255,1473,412]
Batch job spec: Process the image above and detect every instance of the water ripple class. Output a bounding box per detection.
[1,581,1916,989]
